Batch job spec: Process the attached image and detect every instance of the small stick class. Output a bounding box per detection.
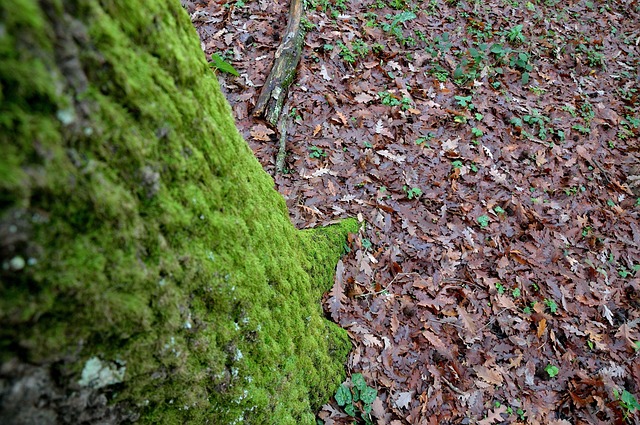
[275,106,288,174]
[253,0,305,127]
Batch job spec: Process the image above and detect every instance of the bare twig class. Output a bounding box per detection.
[253,0,304,127]
[275,105,289,173]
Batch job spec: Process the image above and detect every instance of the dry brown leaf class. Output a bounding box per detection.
[478,404,507,425]
[457,305,480,343]
[354,92,374,103]
[495,294,517,311]
[336,111,348,126]
[376,149,406,163]
[422,329,448,353]
[320,64,332,81]
[327,260,346,321]
[370,397,387,419]
[474,365,504,386]
[393,391,414,410]
[362,334,382,347]
[374,120,394,138]
[250,124,275,141]
[537,318,547,338]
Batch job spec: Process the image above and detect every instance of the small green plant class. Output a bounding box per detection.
[454,95,474,109]
[471,127,483,137]
[505,24,526,44]
[209,53,240,76]
[512,288,521,298]
[477,215,490,228]
[352,38,371,58]
[618,265,640,278]
[400,96,413,111]
[415,132,435,146]
[309,145,327,158]
[334,0,348,10]
[545,364,559,378]
[529,86,546,95]
[452,160,464,169]
[337,41,356,64]
[614,389,640,419]
[381,11,417,43]
[572,124,591,134]
[335,373,378,422]
[564,185,584,196]
[495,282,505,294]
[494,206,505,215]
[379,91,401,107]
[576,43,604,67]
[509,51,533,84]
[544,298,558,314]
[403,186,422,200]
[300,16,315,32]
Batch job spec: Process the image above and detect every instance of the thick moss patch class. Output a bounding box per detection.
[0,0,357,423]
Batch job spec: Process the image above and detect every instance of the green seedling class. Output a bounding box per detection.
[505,24,526,44]
[379,91,401,107]
[614,389,640,419]
[544,298,558,314]
[477,215,490,228]
[545,364,559,378]
[309,146,327,158]
[403,186,422,200]
[415,133,435,146]
[335,373,378,422]
[209,53,239,76]
[454,95,474,109]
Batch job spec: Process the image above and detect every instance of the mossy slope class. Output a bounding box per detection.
[0,0,357,423]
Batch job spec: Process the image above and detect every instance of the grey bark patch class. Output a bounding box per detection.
[0,358,138,425]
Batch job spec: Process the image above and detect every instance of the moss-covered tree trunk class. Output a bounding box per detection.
[0,0,356,423]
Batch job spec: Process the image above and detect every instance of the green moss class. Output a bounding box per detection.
[0,0,357,423]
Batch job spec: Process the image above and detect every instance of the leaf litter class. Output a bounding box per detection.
[186,0,640,423]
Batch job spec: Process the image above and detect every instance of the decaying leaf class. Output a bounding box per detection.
[250,124,275,141]
[327,260,346,321]
[394,391,414,410]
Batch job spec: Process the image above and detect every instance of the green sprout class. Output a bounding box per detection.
[545,364,559,378]
[477,215,490,228]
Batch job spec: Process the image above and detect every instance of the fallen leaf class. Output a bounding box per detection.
[474,365,504,386]
[394,391,414,409]
[478,404,507,425]
[376,149,406,163]
[537,318,547,338]
[354,92,374,103]
[327,260,346,320]
[362,334,382,347]
[250,124,275,141]
[374,120,394,138]
[320,64,332,81]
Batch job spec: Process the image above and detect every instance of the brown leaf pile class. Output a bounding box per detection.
[187,0,640,423]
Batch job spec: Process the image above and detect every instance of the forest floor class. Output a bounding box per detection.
[185,0,640,423]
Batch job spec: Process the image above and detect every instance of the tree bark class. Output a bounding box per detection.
[253,0,305,127]
[0,0,355,423]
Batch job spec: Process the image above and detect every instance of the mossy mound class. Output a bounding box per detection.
[0,0,357,423]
